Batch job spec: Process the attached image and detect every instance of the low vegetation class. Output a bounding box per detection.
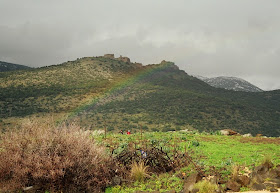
[0,123,279,192]
[130,161,150,182]
[0,121,118,192]
[193,180,218,193]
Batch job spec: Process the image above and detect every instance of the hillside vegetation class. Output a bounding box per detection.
[0,61,31,72]
[0,55,279,136]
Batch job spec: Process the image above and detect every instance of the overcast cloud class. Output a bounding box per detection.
[0,0,279,90]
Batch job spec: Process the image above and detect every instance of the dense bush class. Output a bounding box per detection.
[0,122,118,192]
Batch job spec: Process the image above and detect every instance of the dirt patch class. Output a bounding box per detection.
[239,137,280,145]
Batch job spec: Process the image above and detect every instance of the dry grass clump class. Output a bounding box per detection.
[231,164,240,181]
[130,161,150,182]
[261,154,273,166]
[0,121,117,192]
[193,180,218,193]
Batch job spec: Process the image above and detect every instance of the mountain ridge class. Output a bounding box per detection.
[0,61,31,72]
[195,75,263,92]
[0,55,279,136]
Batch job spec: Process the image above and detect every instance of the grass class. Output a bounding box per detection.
[193,180,218,193]
[130,161,150,182]
[98,131,280,192]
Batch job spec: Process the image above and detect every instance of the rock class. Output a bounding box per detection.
[268,169,279,179]
[270,187,279,192]
[242,133,252,137]
[251,183,266,191]
[210,176,218,184]
[264,182,276,189]
[112,176,122,186]
[220,130,229,135]
[251,173,265,183]
[104,54,115,59]
[226,180,241,192]
[276,165,280,177]
[218,179,227,184]
[254,164,270,176]
[269,179,280,188]
[220,129,238,136]
[191,189,199,193]
[237,175,250,186]
[118,56,130,63]
[183,172,202,193]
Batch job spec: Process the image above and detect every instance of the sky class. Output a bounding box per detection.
[0,0,279,91]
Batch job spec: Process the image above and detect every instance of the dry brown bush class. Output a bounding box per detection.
[0,121,118,192]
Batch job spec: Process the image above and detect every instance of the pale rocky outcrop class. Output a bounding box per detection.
[220,129,239,136]
[104,54,115,59]
[118,55,130,63]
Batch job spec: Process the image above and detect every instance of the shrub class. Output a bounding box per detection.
[0,121,118,192]
[130,161,149,182]
[193,180,218,193]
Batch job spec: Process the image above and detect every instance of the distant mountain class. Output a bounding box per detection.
[0,61,31,72]
[196,76,263,92]
[0,55,279,136]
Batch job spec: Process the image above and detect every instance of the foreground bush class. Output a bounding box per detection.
[0,121,118,192]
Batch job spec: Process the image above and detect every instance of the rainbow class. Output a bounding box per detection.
[64,62,174,123]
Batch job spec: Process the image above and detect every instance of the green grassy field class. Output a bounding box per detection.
[94,131,280,192]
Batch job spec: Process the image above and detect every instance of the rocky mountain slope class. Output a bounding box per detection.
[0,61,31,72]
[196,76,263,92]
[0,55,279,136]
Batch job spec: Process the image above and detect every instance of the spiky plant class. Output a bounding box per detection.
[130,161,150,182]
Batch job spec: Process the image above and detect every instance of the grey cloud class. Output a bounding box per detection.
[0,0,280,90]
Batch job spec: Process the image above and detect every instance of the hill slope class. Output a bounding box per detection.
[0,55,279,136]
[0,61,31,72]
[196,76,263,92]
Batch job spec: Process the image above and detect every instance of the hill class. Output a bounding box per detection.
[0,55,279,136]
[0,61,31,72]
[196,76,263,92]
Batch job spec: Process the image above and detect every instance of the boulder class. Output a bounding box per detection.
[182,173,202,193]
[251,183,266,191]
[236,175,250,186]
[220,129,238,136]
[270,187,279,192]
[242,133,252,137]
[226,180,241,192]
[220,130,229,135]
